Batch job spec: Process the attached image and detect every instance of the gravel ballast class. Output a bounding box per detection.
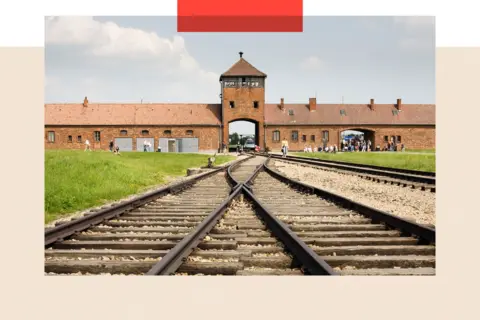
[271,160,435,226]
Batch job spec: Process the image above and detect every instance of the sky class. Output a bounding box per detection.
[45,16,435,134]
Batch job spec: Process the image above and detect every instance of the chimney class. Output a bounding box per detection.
[369,98,375,110]
[396,98,402,110]
[83,96,89,107]
[279,97,285,110]
[309,97,317,112]
[239,51,244,58]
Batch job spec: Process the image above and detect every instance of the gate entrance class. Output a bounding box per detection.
[228,119,260,151]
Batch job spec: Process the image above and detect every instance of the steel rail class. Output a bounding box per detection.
[263,158,435,245]
[226,155,254,188]
[145,186,243,275]
[265,154,436,185]
[242,164,337,275]
[267,153,435,177]
[146,156,253,275]
[147,156,337,276]
[44,158,243,247]
[145,156,254,275]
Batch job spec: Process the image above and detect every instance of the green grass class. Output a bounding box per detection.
[405,148,436,153]
[291,151,436,172]
[45,150,234,224]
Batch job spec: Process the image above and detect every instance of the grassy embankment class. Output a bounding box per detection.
[291,151,435,172]
[45,150,234,223]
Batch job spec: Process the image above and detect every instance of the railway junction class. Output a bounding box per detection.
[45,153,436,276]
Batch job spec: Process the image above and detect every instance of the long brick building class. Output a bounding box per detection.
[44,52,436,152]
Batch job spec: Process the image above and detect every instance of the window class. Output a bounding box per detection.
[273,130,280,142]
[291,131,299,141]
[242,77,246,84]
[229,101,235,108]
[311,135,315,142]
[253,101,259,108]
[47,131,55,142]
[186,130,193,135]
[68,135,72,143]
[164,130,172,135]
[94,131,101,142]
[340,109,347,116]
[384,136,389,142]
[302,135,307,142]
[397,136,402,143]
[141,130,149,136]
[77,135,82,143]
[120,130,127,136]
[288,109,294,116]
[322,130,329,142]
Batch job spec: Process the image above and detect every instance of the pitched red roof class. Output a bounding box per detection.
[221,58,267,78]
[264,103,435,126]
[44,102,435,127]
[44,103,222,126]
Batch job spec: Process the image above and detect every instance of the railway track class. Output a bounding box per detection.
[264,153,435,192]
[44,157,253,276]
[172,197,304,276]
[45,154,435,276]
[247,159,435,276]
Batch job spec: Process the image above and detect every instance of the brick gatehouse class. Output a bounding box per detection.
[44,52,435,152]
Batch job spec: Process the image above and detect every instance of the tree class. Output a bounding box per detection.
[229,132,239,145]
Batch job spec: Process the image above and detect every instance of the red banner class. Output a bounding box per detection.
[177,0,303,32]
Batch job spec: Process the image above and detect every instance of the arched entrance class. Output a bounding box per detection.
[339,128,375,151]
[228,119,260,151]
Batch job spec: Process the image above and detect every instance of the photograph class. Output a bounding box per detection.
[44,15,436,276]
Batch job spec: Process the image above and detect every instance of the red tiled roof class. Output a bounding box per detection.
[221,58,267,78]
[44,102,435,126]
[264,103,435,126]
[44,103,222,126]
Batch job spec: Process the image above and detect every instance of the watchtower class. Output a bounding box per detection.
[219,52,267,148]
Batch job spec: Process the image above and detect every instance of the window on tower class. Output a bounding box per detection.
[229,101,235,108]
[253,101,259,108]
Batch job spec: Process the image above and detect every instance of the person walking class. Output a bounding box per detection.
[85,139,91,151]
[281,137,289,158]
[222,142,227,155]
[143,140,148,152]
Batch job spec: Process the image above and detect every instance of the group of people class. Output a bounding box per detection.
[108,140,121,155]
[279,136,407,157]
[303,145,338,153]
[381,142,405,152]
[340,139,372,152]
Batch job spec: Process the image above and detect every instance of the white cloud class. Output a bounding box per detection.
[300,56,323,71]
[45,16,219,102]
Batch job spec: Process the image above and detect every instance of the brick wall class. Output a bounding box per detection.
[44,126,221,151]
[222,87,265,148]
[264,125,435,151]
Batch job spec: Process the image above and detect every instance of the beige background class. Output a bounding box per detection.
[0,47,477,319]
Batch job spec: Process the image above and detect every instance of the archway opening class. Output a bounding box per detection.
[340,129,375,152]
[228,119,259,152]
